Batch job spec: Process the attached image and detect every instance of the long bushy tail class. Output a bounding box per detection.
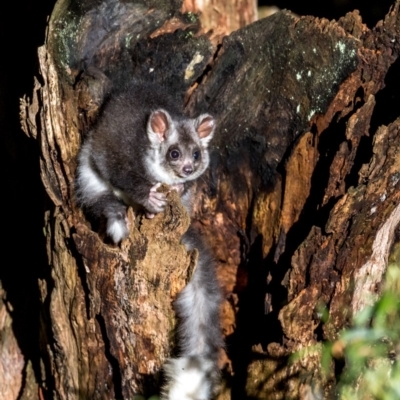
[162,226,223,400]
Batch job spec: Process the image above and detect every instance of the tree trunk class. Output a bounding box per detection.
[18,0,400,399]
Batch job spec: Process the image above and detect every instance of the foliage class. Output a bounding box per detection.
[332,264,400,400]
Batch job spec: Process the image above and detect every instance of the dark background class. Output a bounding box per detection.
[0,0,395,392]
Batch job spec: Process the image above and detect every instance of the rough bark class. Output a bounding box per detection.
[0,285,24,400]
[17,0,400,399]
[182,0,257,37]
[187,5,400,400]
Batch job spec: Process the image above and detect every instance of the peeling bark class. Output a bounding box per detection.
[182,0,257,37]
[0,286,24,400]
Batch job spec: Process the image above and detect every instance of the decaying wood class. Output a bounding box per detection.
[17,0,400,398]
[182,0,257,37]
[0,285,24,400]
[188,5,400,399]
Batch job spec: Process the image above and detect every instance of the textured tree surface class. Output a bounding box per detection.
[0,284,24,400]
[182,0,257,37]
[16,0,400,399]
